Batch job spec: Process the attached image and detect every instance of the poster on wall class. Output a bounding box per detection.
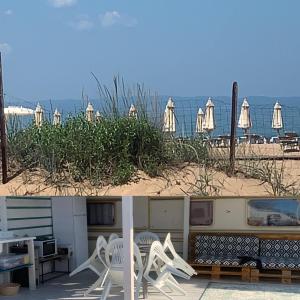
[248,199,300,226]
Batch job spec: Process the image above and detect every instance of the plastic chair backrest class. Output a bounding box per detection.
[163,233,178,257]
[108,233,119,243]
[135,231,159,246]
[96,235,108,265]
[105,238,143,271]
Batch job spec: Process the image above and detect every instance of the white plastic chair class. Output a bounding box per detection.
[144,241,190,300]
[83,235,110,296]
[163,233,197,276]
[101,238,144,300]
[69,235,107,278]
[135,231,160,246]
[108,233,119,243]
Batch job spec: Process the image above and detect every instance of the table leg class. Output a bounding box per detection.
[26,239,36,290]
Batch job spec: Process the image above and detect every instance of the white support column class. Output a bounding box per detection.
[183,196,191,261]
[122,196,134,300]
[26,239,36,290]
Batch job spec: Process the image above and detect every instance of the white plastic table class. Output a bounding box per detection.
[0,237,36,290]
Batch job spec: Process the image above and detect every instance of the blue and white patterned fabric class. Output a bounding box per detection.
[260,239,300,258]
[260,257,300,270]
[259,239,300,269]
[193,235,260,267]
[195,255,257,267]
[194,235,260,257]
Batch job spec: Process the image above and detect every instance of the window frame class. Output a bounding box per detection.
[189,200,214,226]
[87,201,116,226]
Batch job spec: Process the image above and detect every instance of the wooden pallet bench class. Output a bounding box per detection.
[188,233,259,282]
[189,233,300,284]
[191,264,251,281]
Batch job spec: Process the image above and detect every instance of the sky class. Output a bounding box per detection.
[1,0,300,100]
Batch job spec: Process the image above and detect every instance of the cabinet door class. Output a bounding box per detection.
[74,215,88,267]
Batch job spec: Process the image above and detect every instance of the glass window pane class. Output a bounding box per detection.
[190,201,213,225]
[87,203,114,225]
[248,199,300,226]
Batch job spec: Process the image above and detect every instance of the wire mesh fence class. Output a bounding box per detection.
[5,94,300,140]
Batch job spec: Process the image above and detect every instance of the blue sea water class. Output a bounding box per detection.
[5,95,300,139]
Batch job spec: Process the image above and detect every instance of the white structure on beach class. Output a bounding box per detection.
[53,109,61,126]
[129,104,137,119]
[86,102,94,122]
[196,108,205,133]
[272,101,283,134]
[203,97,215,133]
[238,97,252,133]
[35,103,44,127]
[4,106,34,116]
[163,97,176,133]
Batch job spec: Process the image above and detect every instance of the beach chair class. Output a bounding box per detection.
[100,238,144,300]
[163,233,197,276]
[108,233,119,243]
[83,236,109,296]
[135,231,160,246]
[144,241,190,300]
[69,235,107,278]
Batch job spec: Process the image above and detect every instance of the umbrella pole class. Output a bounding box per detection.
[229,81,238,175]
[0,53,8,184]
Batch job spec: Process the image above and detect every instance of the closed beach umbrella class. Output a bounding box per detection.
[196,108,205,133]
[35,103,43,127]
[163,97,175,133]
[95,110,101,122]
[272,101,283,135]
[4,106,34,116]
[53,109,61,126]
[86,102,94,122]
[238,97,252,134]
[203,97,215,132]
[128,104,137,118]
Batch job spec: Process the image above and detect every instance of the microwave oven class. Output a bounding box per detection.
[34,239,57,258]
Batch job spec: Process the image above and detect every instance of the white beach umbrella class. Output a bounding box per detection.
[272,101,283,135]
[53,108,61,126]
[4,106,34,116]
[86,102,94,122]
[163,97,176,133]
[196,108,205,133]
[203,97,215,132]
[35,103,43,127]
[238,97,252,134]
[128,104,137,119]
[95,110,101,122]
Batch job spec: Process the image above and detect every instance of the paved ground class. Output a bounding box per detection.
[2,271,300,299]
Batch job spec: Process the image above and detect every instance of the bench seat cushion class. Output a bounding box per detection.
[260,257,300,270]
[260,239,300,258]
[195,255,257,267]
[194,235,260,257]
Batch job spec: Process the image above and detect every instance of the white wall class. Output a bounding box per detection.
[52,197,88,271]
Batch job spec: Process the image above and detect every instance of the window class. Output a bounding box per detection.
[248,199,300,226]
[87,203,115,225]
[190,201,213,225]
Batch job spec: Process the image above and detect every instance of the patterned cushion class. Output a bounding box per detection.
[195,255,257,267]
[261,257,300,270]
[194,235,260,257]
[260,239,300,258]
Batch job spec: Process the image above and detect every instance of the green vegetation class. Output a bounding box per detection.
[7,76,210,187]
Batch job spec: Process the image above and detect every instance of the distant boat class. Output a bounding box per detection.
[4,106,34,116]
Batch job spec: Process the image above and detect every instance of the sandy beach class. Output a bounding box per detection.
[1,143,299,196]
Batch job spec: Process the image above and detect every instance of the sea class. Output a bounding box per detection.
[5,95,300,139]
